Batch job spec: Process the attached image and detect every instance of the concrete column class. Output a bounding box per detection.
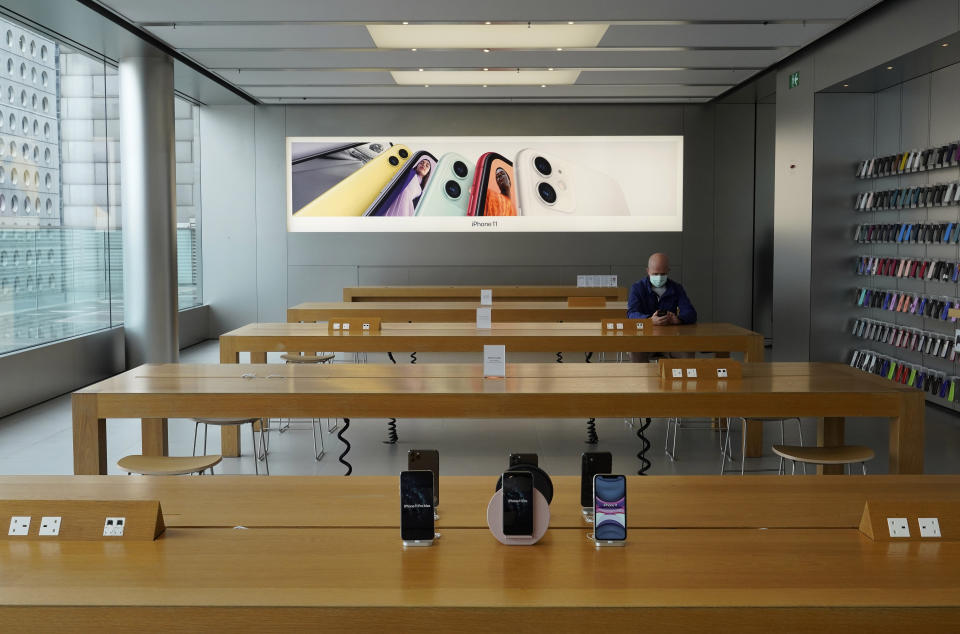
[118,55,178,366]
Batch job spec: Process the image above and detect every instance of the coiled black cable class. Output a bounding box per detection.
[637,417,652,475]
[585,352,593,363]
[585,418,599,444]
[337,417,352,475]
[410,352,418,364]
[388,352,396,364]
[384,417,399,444]
[556,351,563,363]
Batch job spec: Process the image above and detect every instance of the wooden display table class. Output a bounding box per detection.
[287,300,627,323]
[72,362,922,476]
[1,475,958,630]
[342,285,627,302]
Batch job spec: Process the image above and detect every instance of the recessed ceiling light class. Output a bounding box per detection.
[485,21,491,25]
[942,42,950,47]
[482,84,487,87]
[548,67,554,71]
[418,68,423,71]
[392,69,579,86]
[483,67,489,71]
[424,84,429,87]
[568,21,575,25]
[843,83,849,87]
[556,47,563,51]
[411,48,417,51]
[483,48,490,53]
[402,21,409,25]
[367,24,608,49]
[540,84,546,87]
[887,66,894,70]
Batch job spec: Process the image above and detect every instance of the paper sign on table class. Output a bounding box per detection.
[483,345,506,378]
[476,307,492,329]
[480,289,493,305]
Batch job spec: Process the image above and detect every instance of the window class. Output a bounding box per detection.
[0,16,202,356]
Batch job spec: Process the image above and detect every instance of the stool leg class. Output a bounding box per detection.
[203,424,209,455]
[250,424,259,475]
[861,462,867,475]
[260,425,270,475]
[739,419,745,475]
[192,422,199,456]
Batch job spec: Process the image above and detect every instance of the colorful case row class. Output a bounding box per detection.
[854,181,960,211]
[854,287,960,320]
[855,143,960,179]
[853,222,960,244]
[850,350,953,399]
[856,255,960,283]
[851,318,958,360]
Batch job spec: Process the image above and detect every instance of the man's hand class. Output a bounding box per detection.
[651,312,670,326]
[667,312,682,325]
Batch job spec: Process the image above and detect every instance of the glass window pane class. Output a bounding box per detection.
[175,97,201,309]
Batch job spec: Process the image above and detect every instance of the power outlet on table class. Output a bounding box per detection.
[671,369,683,378]
[103,517,125,537]
[685,368,698,378]
[717,368,728,378]
[38,516,61,536]
[918,517,941,538]
[8,516,30,536]
[887,517,910,538]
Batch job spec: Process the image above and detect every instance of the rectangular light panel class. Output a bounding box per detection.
[391,70,580,85]
[368,24,608,49]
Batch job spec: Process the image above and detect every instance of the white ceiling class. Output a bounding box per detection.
[90,0,884,103]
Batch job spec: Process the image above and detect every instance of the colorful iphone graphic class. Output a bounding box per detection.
[515,149,629,217]
[365,151,438,217]
[295,144,410,217]
[415,152,474,217]
[468,152,517,217]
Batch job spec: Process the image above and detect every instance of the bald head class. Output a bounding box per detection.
[647,253,670,275]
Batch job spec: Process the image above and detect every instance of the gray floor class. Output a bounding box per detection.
[2,339,960,477]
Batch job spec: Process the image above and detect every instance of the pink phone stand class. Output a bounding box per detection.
[486,489,550,545]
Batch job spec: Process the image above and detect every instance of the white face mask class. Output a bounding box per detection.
[649,274,668,288]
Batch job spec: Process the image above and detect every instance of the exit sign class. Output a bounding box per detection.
[788,72,800,89]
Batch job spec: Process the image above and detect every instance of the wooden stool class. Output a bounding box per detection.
[118,454,221,475]
[772,444,875,475]
[280,353,335,364]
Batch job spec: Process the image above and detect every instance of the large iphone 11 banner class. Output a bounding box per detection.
[287,136,683,232]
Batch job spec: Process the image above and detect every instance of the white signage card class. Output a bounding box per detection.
[476,307,492,329]
[577,275,587,288]
[480,289,493,305]
[483,345,506,378]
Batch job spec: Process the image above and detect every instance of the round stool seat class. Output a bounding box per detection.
[192,417,260,426]
[118,454,222,475]
[772,444,875,465]
[281,353,335,364]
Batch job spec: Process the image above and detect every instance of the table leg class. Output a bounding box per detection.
[141,418,168,456]
[72,393,106,475]
[217,340,244,458]
[818,417,845,475]
[890,392,925,474]
[744,335,765,363]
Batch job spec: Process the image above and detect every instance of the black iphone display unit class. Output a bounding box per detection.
[400,470,435,544]
[509,452,539,467]
[502,471,535,537]
[580,451,613,508]
[408,449,439,507]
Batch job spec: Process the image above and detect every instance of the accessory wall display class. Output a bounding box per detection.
[849,349,956,400]
[856,142,959,179]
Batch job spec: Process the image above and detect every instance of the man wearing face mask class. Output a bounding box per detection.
[627,252,697,362]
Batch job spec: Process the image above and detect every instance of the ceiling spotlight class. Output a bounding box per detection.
[548,67,554,71]
[483,67,489,71]
[843,83,849,87]
[483,48,491,53]
[418,68,423,71]
[568,21,575,25]
[942,42,950,47]
[540,84,546,87]
[402,21,409,25]
[485,21,491,25]
[411,48,417,51]
[556,47,563,51]
[482,84,488,87]
[887,65,894,70]
[424,84,429,87]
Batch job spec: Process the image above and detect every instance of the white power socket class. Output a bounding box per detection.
[362,322,371,331]
[717,368,728,378]
[332,322,341,330]
[605,323,614,330]
[918,517,941,538]
[8,516,30,536]
[342,323,350,330]
[671,368,683,378]
[103,517,125,537]
[887,517,910,538]
[38,516,61,536]
[685,368,698,378]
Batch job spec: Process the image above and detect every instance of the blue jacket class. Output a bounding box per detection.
[627,278,697,323]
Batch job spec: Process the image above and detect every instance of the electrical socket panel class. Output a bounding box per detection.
[38,516,61,536]
[685,368,698,378]
[887,517,910,538]
[332,322,341,330]
[918,517,941,538]
[8,516,30,536]
[342,323,350,330]
[671,368,683,378]
[103,517,125,537]
[717,368,728,378]
[362,322,371,331]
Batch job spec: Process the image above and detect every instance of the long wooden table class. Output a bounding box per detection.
[72,362,923,476]
[288,300,627,323]
[2,475,959,629]
[343,284,627,302]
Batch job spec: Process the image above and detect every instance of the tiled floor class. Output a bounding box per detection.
[1,339,959,477]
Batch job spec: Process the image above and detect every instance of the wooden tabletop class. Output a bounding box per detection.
[343,285,628,302]
[2,475,955,530]
[222,321,765,358]
[4,476,958,628]
[288,301,628,323]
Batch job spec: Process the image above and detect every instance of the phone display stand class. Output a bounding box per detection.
[403,532,441,548]
[486,489,550,546]
[581,507,594,524]
[587,532,626,548]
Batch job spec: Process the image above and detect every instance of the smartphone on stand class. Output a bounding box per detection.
[468,152,518,217]
[593,474,627,546]
[400,470,435,546]
[502,471,535,537]
[408,449,439,509]
[581,451,613,521]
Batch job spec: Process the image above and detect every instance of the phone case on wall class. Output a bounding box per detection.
[294,144,410,217]
[415,152,475,217]
[514,149,630,217]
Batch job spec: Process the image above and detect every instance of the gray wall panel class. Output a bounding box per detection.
[901,76,932,149]
[287,265,359,305]
[199,105,259,334]
[254,106,289,323]
[680,104,716,323]
[752,102,775,338]
[178,305,209,349]
[713,103,756,328]
[874,86,902,155]
[930,62,960,144]
[357,267,411,286]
